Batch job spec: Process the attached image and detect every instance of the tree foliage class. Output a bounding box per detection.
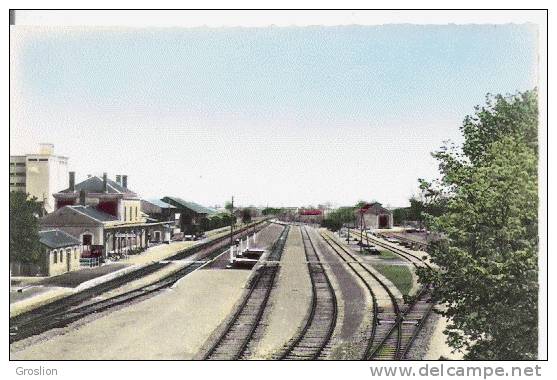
[199,213,237,232]
[321,206,356,232]
[417,90,538,359]
[262,207,283,216]
[241,208,252,224]
[10,192,42,264]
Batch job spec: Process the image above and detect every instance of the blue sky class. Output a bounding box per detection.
[11,24,538,207]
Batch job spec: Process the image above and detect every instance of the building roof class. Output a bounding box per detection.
[299,209,323,215]
[39,229,81,249]
[58,176,136,196]
[359,202,392,215]
[70,205,119,222]
[145,198,176,209]
[161,196,216,215]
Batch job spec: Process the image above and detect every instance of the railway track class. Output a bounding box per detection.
[349,229,431,269]
[320,232,401,360]
[203,225,290,360]
[279,226,337,360]
[10,221,269,344]
[341,229,435,359]
[381,232,429,252]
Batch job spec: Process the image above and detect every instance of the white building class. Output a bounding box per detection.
[355,202,394,230]
[9,143,69,213]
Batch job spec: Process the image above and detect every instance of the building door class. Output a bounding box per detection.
[154,231,161,242]
[379,215,389,229]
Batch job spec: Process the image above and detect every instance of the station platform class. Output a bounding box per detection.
[34,263,130,288]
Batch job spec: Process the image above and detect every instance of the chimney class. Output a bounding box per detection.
[116,175,122,185]
[122,175,128,189]
[69,171,75,192]
[79,190,86,205]
[102,172,108,193]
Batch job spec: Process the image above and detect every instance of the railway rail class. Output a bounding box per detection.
[203,225,290,360]
[10,220,270,344]
[320,231,401,360]
[381,232,429,252]
[278,226,337,360]
[341,229,435,359]
[349,229,431,269]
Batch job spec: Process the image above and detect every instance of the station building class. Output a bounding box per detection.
[41,172,173,260]
[141,198,181,241]
[160,196,217,234]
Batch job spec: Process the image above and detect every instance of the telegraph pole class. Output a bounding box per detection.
[229,195,234,248]
[360,211,363,254]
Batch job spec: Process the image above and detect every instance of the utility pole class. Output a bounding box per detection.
[229,195,234,248]
[360,211,363,254]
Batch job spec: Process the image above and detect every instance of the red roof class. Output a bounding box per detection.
[300,209,322,215]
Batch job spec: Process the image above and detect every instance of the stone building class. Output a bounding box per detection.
[10,229,82,277]
[42,172,171,260]
[39,229,82,276]
[355,202,394,230]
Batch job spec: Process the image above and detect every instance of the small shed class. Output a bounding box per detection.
[39,229,82,276]
[11,229,82,277]
[356,202,394,230]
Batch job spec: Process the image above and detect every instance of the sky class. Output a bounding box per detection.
[10,24,538,208]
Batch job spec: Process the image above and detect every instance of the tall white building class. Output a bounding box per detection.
[9,143,69,213]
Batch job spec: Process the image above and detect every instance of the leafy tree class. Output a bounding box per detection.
[262,207,283,216]
[417,90,538,360]
[241,208,252,224]
[10,192,42,264]
[224,201,233,213]
[322,206,356,232]
[392,207,410,225]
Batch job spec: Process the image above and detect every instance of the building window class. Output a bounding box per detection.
[135,207,138,220]
[82,234,92,246]
[124,207,127,221]
[38,158,49,162]
[74,248,77,259]
[60,251,63,262]
[53,250,58,264]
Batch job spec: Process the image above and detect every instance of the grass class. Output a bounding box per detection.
[376,249,399,260]
[372,263,414,296]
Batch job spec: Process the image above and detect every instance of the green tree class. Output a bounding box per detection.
[392,207,410,225]
[10,192,42,264]
[417,90,538,360]
[262,207,283,216]
[322,206,356,232]
[241,208,252,224]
